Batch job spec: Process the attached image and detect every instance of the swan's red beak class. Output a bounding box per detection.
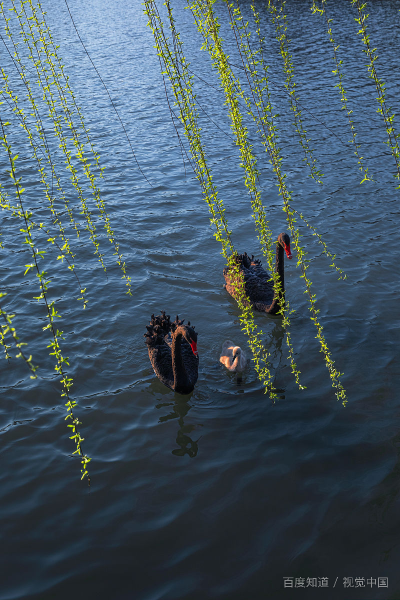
[190,341,198,356]
[284,242,292,259]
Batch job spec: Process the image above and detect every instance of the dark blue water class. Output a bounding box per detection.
[1,0,400,598]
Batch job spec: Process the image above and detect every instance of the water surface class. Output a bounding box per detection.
[1,1,400,599]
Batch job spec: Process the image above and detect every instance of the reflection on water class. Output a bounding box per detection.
[156,398,202,457]
[267,321,285,389]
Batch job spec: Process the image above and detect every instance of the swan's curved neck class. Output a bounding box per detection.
[231,353,241,371]
[171,331,191,393]
[266,243,285,315]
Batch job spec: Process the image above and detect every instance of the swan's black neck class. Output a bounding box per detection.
[266,243,285,315]
[171,330,192,394]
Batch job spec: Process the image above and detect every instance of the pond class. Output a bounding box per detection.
[1,0,400,598]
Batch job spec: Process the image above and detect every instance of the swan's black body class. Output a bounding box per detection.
[144,312,199,394]
[223,233,292,315]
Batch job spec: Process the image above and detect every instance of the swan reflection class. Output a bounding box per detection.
[156,397,201,458]
[268,322,286,400]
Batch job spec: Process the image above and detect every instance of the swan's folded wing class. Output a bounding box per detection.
[250,263,271,280]
[223,268,250,303]
[148,343,174,390]
[243,271,274,304]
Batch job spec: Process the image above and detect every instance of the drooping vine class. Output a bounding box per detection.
[0,117,91,480]
[188,0,346,403]
[144,0,283,398]
[190,0,305,391]
[0,293,38,376]
[27,0,132,293]
[267,0,324,184]
[311,0,371,183]
[2,0,132,293]
[9,0,105,271]
[351,0,400,185]
[0,70,88,306]
[0,0,137,480]
[1,2,82,240]
[0,179,88,308]
[224,0,303,386]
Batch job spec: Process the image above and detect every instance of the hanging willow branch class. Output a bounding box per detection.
[0,7,81,242]
[0,293,38,376]
[28,0,132,293]
[0,117,91,480]
[0,0,137,480]
[2,0,132,293]
[10,0,106,271]
[223,0,303,385]
[267,0,323,184]
[188,0,346,403]
[0,181,88,307]
[144,0,349,403]
[351,0,400,184]
[189,0,305,392]
[0,70,89,307]
[144,0,285,398]
[311,0,371,183]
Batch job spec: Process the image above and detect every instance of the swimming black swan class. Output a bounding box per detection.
[220,340,247,372]
[223,232,293,315]
[144,312,199,394]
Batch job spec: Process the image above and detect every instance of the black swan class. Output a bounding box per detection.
[144,312,199,394]
[223,232,293,315]
[220,340,247,372]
